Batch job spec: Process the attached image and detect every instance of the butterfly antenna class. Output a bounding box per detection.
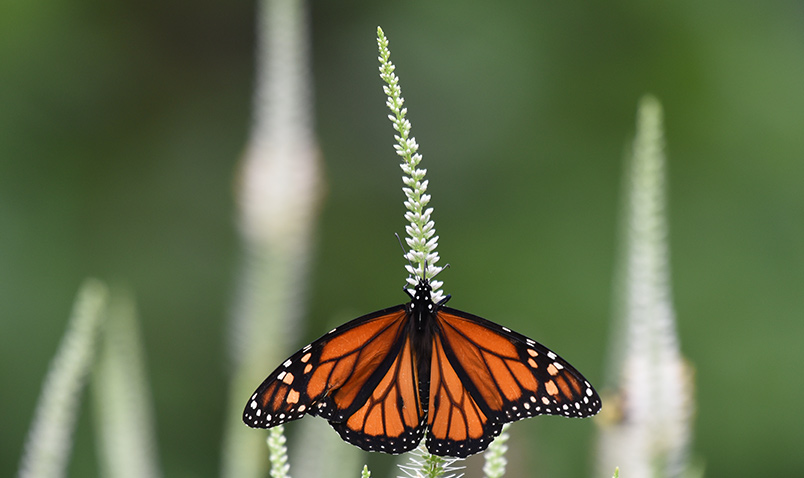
[395,233,414,270]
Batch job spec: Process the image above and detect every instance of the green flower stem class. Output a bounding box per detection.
[397,442,465,478]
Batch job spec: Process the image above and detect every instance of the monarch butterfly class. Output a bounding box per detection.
[243,277,601,457]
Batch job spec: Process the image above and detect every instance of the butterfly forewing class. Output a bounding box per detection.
[243,306,410,428]
[435,307,602,423]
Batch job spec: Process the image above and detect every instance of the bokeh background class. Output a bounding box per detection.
[2,1,803,477]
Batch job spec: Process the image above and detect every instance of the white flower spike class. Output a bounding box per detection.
[377,27,445,303]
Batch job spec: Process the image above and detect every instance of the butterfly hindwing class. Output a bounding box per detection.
[426,330,503,457]
[329,334,427,454]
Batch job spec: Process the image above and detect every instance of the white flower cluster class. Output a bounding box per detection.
[378,27,444,301]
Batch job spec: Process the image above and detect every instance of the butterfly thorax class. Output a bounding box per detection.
[407,279,437,332]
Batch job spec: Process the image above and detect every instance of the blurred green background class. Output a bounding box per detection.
[2,0,803,476]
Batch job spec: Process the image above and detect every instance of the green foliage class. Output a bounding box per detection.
[16,8,756,478]
[6,1,803,475]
